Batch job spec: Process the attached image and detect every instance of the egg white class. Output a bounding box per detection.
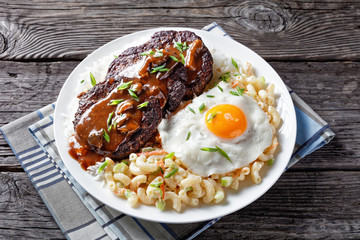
[158,82,273,177]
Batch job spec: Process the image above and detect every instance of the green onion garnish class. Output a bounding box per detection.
[221,177,233,187]
[80,79,84,84]
[137,101,149,109]
[230,86,245,96]
[150,63,169,73]
[109,99,124,105]
[207,113,217,122]
[206,95,215,98]
[185,186,193,192]
[128,89,139,101]
[180,53,185,64]
[214,191,224,202]
[169,55,180,62]
[98,159,109,174]
[218,85,223,92]
[122,160,130,166]
[156,199,165,211]
[114,55,118,58]
[186,131,191,141]
[231,57,239,71]
[108,125,112,132]
[165,152,175,159]
[103,130,110,143]
[174,41,184,52]
[125,189,134,199]
[150,181,163,187]
[154,50,163,57]
[164,168,178,178]
[198,103,205,113]
[188,106,195,114]
[140,50,155,56]
[113,162,128,173]
[268,159,274,166]
[107,112,114,127]
[219,72,230,82]
[201,146,232,163]
[90,72,96,86]
[117,81,133,90]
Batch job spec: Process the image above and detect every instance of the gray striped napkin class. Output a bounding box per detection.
[0,23,334,240]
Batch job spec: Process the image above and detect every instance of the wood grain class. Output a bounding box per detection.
[1,61,359,171]
[0,0,359,61]
[0,172,64,239]
[0,171,359,239]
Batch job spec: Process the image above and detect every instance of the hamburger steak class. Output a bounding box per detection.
[70,31,213,168]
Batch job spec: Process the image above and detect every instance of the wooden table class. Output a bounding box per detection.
[1,1,359,239]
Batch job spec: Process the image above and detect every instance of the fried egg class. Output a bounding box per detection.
[158,82,273,177]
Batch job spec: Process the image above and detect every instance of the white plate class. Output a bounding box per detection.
[54,27,297,224]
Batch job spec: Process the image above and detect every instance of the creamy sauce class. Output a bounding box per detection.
[69,38,205,169]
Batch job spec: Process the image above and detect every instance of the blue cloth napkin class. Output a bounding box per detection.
[0,23,334,240]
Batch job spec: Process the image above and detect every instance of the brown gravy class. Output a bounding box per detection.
[69,39,205,170]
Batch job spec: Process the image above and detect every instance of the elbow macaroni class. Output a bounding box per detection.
[94,61,280,212]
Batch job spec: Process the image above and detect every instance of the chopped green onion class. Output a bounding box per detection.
[158,166,164,174]
[140,50,155,56]
[206,95,215,98]
[234,73,242,77]
[185,186,193,192]
[109,99,124,105]
[125,189,134,199]
[180,53,185,64]
[156,199,166,211]
[150,63,169,73]
[169,55,180,62]
[98,159,109,174]
[216,146,232,163]
[198,103,205,113]
[107,112,114,127]
[164,168,178,178]
[108,125,112,132]
[201,146,232,163]
[260,76,266,88]
[80,79,84,84]
[268,159,274,166]
[154,50,163,57]
[150,181,163,187]
[231,57,239,71]
[221,177,233,187]
[114,55,118,58]
[128,89,139,101]
[165,152,175,159]
[200,147,218,152]
[137,101,149,109]
[188,106,195,114]
[174,41,184,52]
[219,72,230,82]
[214,191,224,203]
[117,81,133,90]
[183,41,189,50]
[90,72,96,86]
[103,130,110,143]
[186,131,191,141]
[142,147,155,152]
[217,85,223,92]
[113,162,128,173]
[230,86,245,97]
[122,160,130,166]
[207,112,217,122]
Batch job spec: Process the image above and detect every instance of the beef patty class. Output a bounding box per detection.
[71,30,213,163]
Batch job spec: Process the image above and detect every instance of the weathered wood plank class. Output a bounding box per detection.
[0,171,359,239]
[1,61,358,170]
[0,0,359,61]
[0,172,65,239]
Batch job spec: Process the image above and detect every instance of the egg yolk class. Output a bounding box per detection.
[205,104,247,139]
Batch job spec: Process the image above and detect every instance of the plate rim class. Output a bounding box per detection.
[54,27,297,223]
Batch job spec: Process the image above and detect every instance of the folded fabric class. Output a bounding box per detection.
[0,22,334,240]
